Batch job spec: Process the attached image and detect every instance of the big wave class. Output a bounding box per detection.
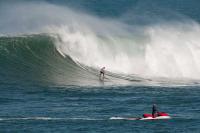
[1,1,200,86]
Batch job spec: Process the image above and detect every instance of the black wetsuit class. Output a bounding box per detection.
[100,70,104,74]
[100,68,105,76]
[152,105,158,117]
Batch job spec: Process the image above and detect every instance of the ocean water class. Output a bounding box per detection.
[1,0,200,132]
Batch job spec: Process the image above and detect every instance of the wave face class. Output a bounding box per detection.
[0,35,107,86]
[1,1,200,86]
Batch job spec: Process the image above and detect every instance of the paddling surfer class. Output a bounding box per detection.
[100,67,105,79]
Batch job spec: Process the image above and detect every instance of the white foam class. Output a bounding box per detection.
[109,117,125,120]
[53,21,200,80]
[0,117,102,121]
[2,1,200,80]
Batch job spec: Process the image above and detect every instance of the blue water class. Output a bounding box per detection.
[1,0,200,132]
[1,84,200,132]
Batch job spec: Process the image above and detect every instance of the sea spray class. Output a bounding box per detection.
[1,1,200,80]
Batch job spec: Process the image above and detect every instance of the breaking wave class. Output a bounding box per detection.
[1,1,200,86]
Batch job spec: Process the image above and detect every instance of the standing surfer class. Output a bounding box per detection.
[100,67,105,79]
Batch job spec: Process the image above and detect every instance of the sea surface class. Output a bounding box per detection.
[1,0,200,132]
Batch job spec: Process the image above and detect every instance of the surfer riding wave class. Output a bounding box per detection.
[99,67,105,80]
